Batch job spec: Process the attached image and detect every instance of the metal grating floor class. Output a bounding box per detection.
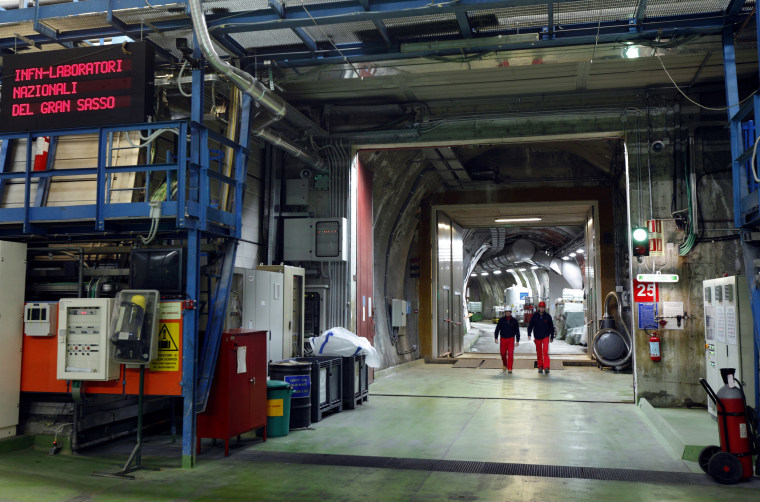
[238,450,715,485]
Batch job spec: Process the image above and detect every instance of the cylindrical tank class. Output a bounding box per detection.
[505,239,535,263]
[715,369,753,480]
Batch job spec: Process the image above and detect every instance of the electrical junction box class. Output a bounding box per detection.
[24,302,58,337]
[285,179,310,206]
[57,298,118,381]
[392,299,409,327]
[283,218,348,262]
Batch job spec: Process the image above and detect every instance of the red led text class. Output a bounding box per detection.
[15,60,125,81]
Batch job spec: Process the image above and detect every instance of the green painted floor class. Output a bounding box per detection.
[1,361,758,501]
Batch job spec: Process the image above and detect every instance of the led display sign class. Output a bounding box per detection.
[0,42,154,132]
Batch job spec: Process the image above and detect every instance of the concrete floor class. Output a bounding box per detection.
[1,330,759,500]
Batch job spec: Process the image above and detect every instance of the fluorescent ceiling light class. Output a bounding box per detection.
[494,217,543,223]
[470,273,477,277]
[569,252,576,257]
[624,46,640,59]
[531,266,539,270]
[506,268,514,272]
[493,270,502,275]
[561,256,569,260]
[577,248,584,254]
[637,273,679,283]
[480,271,489,276]
[518,268,526,272]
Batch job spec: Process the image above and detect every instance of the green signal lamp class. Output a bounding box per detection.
[632,226,649,256]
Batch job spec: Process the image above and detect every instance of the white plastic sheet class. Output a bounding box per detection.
[309,326,382,368]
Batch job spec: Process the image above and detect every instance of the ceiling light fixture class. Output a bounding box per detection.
[493,270,502,275]
[494,217,543,223]
[577,248,584,254]
[623,45,640,59]
[480,271,489,276]
[569,252,577,257]
[561,256,570,261]
[531,266,539,270]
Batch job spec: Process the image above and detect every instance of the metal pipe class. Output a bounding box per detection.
[187,0,325,170]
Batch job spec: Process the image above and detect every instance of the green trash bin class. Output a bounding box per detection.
[264,379,292,438]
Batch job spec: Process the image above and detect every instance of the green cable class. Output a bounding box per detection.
[679,143,698,256]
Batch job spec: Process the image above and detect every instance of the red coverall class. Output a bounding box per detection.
[494,312,520,371]
[527,309,555,371]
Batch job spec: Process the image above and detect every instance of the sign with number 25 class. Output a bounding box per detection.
[633,279,659,302]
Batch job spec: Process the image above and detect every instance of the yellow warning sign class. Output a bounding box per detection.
[267,399,284,417]
[150,322,179,372]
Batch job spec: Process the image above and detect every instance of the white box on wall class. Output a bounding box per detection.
[285,179,309,206]
[392,299,408,327]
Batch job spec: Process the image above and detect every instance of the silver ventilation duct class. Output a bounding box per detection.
[188,0,325,169]
[504,239,534,263]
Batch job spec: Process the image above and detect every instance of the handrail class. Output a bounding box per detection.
[0,120,246,238]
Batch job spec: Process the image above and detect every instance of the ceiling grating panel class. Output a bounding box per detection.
[741,0,756,13]
[302,21,377,45]
[467,6,548,34]
[115,7,189,25]
[383,13,459,41]
[284,0,346,7]
[0,21,38,41]
[231,28,306,49]
[645,0,733,17]
[555,0,638,25]
[203,0,270,11]
[43,13,111,31]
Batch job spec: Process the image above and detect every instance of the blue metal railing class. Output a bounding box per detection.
[0,120,247,238]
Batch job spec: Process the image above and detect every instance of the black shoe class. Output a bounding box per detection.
[538,368,543,373]
[544,369,550,374]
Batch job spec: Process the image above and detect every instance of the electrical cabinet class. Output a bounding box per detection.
[285,179,309,206]
[0,241,27,439]
[197,330,267,456]
[702,276,755,417]
[392,299,409,327]
[57,298,118,381]
[254,265,305,363]
[283,218,348,262]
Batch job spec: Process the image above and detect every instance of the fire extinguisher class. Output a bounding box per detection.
[649,331,661,362]
[32,136,50,172]
[699,370,756,484]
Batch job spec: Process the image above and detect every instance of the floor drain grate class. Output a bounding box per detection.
[238,450,713,485]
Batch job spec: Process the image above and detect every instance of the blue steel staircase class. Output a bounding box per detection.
[724,27,760,415]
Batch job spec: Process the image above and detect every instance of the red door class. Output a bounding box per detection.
[356,156,374,344]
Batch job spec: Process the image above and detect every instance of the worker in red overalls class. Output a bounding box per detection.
[494,307,520,373]
[527,301,555,374]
